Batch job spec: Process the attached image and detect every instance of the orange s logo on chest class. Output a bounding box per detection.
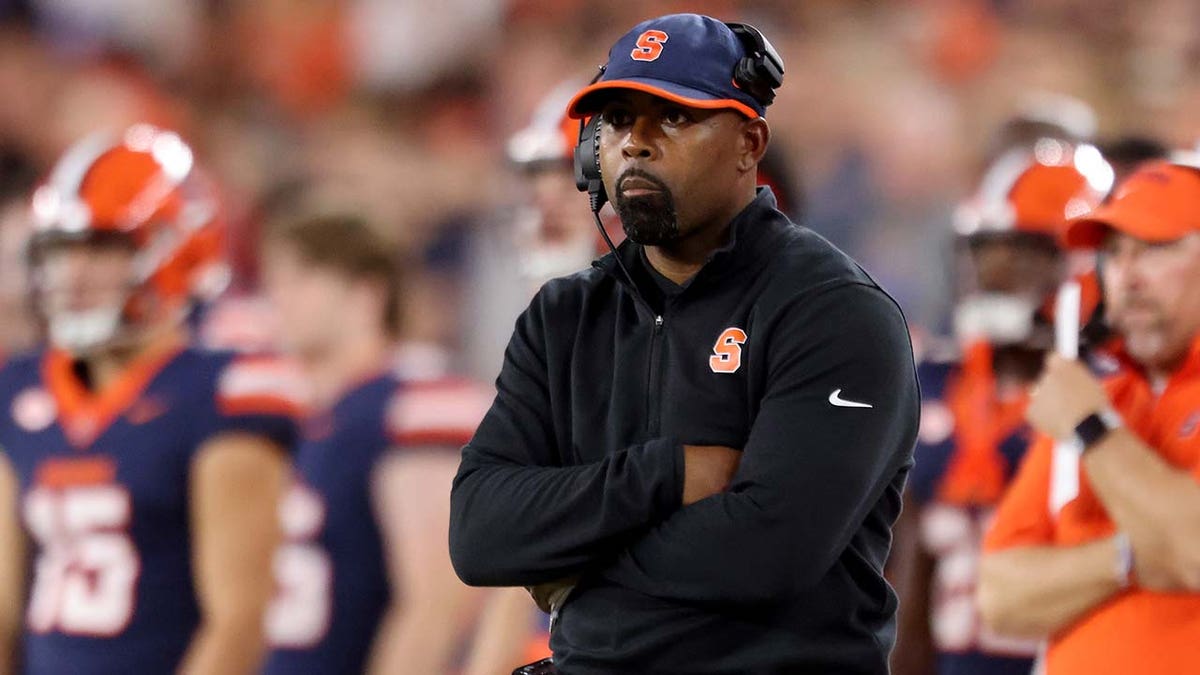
[630,30,669,62]
[709,327,748,374]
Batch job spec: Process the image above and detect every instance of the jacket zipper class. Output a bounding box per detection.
[593,257,668,435]
[647,312,665,433]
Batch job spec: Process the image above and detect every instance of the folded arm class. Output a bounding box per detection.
[449,290,684,587]
[599,284,920,605]
[977,538,1124,638]
[1083,427,1200,590]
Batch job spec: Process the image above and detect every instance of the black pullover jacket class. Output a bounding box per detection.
[451,188,920,674]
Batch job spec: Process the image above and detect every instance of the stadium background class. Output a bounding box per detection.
[0,0,1198,666]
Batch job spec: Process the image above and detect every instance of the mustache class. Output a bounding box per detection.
[1111,297,1165,328]
[1114,295,1161,313]
[615,168,671,198]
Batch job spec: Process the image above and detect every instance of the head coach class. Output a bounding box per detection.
[449,14,920,674]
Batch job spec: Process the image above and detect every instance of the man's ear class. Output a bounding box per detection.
[737,118,770,173]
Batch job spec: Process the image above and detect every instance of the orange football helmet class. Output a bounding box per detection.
[28,124,228,353]
[955,138,1113,239]
[952,139,1112,346]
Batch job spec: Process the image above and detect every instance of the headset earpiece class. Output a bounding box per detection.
[574,66,608,211]
[573,114,606,211]
[725,22,785,108]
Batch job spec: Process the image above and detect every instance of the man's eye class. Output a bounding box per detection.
[603,109,632,127]
[662,108,691,126]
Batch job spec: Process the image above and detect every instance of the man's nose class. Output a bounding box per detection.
[621,115,659,161]
[1108,245,1148,294]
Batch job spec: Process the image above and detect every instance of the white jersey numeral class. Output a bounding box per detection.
[24,485,140,637]
[264,483,332,648]
[920,503,1039,657]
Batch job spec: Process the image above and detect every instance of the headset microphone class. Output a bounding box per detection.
[571,65,636,289]
[574,101,632,290]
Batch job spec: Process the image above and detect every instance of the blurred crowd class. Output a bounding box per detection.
[3,0,1200,364]
[4,1,1200,674]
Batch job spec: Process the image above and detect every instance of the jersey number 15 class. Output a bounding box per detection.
[24,485,139,637]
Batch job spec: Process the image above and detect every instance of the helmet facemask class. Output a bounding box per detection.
[28,230,143,355]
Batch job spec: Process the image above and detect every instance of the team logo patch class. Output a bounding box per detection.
[13,388,56,432]
[631,30,669,62]
[709,327,748,374]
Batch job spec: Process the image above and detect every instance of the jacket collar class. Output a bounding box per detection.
[595,187,796,297]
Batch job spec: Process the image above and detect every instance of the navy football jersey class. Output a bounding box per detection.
[262,374,489,675]
[0,342,299,675]
[908,351,1038,675]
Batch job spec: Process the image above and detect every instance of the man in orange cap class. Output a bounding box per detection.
[978,158,1200,674]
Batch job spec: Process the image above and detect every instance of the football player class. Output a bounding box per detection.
[889,138,1113,675]
[0,125,300,674]
[258,213,501,674]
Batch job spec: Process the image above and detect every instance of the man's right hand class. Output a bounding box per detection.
[527,576,580,614]
[681,445,741,506]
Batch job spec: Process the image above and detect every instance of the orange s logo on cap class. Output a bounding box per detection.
[631,30,669,62]
[710,327,747,373]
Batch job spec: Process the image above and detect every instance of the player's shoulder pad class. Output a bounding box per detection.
[215,352,309,418]
[197,294,278,354]
[385,377,493,448]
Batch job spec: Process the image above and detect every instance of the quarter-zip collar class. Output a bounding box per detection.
[593,187,795,311]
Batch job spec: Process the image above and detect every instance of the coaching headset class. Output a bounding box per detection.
[573,22,785,214]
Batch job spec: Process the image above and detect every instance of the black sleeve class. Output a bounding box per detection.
[449,288,684,587]
[599,283,920,605]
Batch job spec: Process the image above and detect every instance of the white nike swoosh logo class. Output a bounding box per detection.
[829,389,873,409]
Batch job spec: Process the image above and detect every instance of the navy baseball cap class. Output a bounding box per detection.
[567,14,766,120]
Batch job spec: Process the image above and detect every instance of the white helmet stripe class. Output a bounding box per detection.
[33,131,121,232]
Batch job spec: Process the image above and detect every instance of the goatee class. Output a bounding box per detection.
[615,169,680,246]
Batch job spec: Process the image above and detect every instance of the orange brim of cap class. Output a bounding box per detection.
[1063,202,1195,249]
[566,79,759,120]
